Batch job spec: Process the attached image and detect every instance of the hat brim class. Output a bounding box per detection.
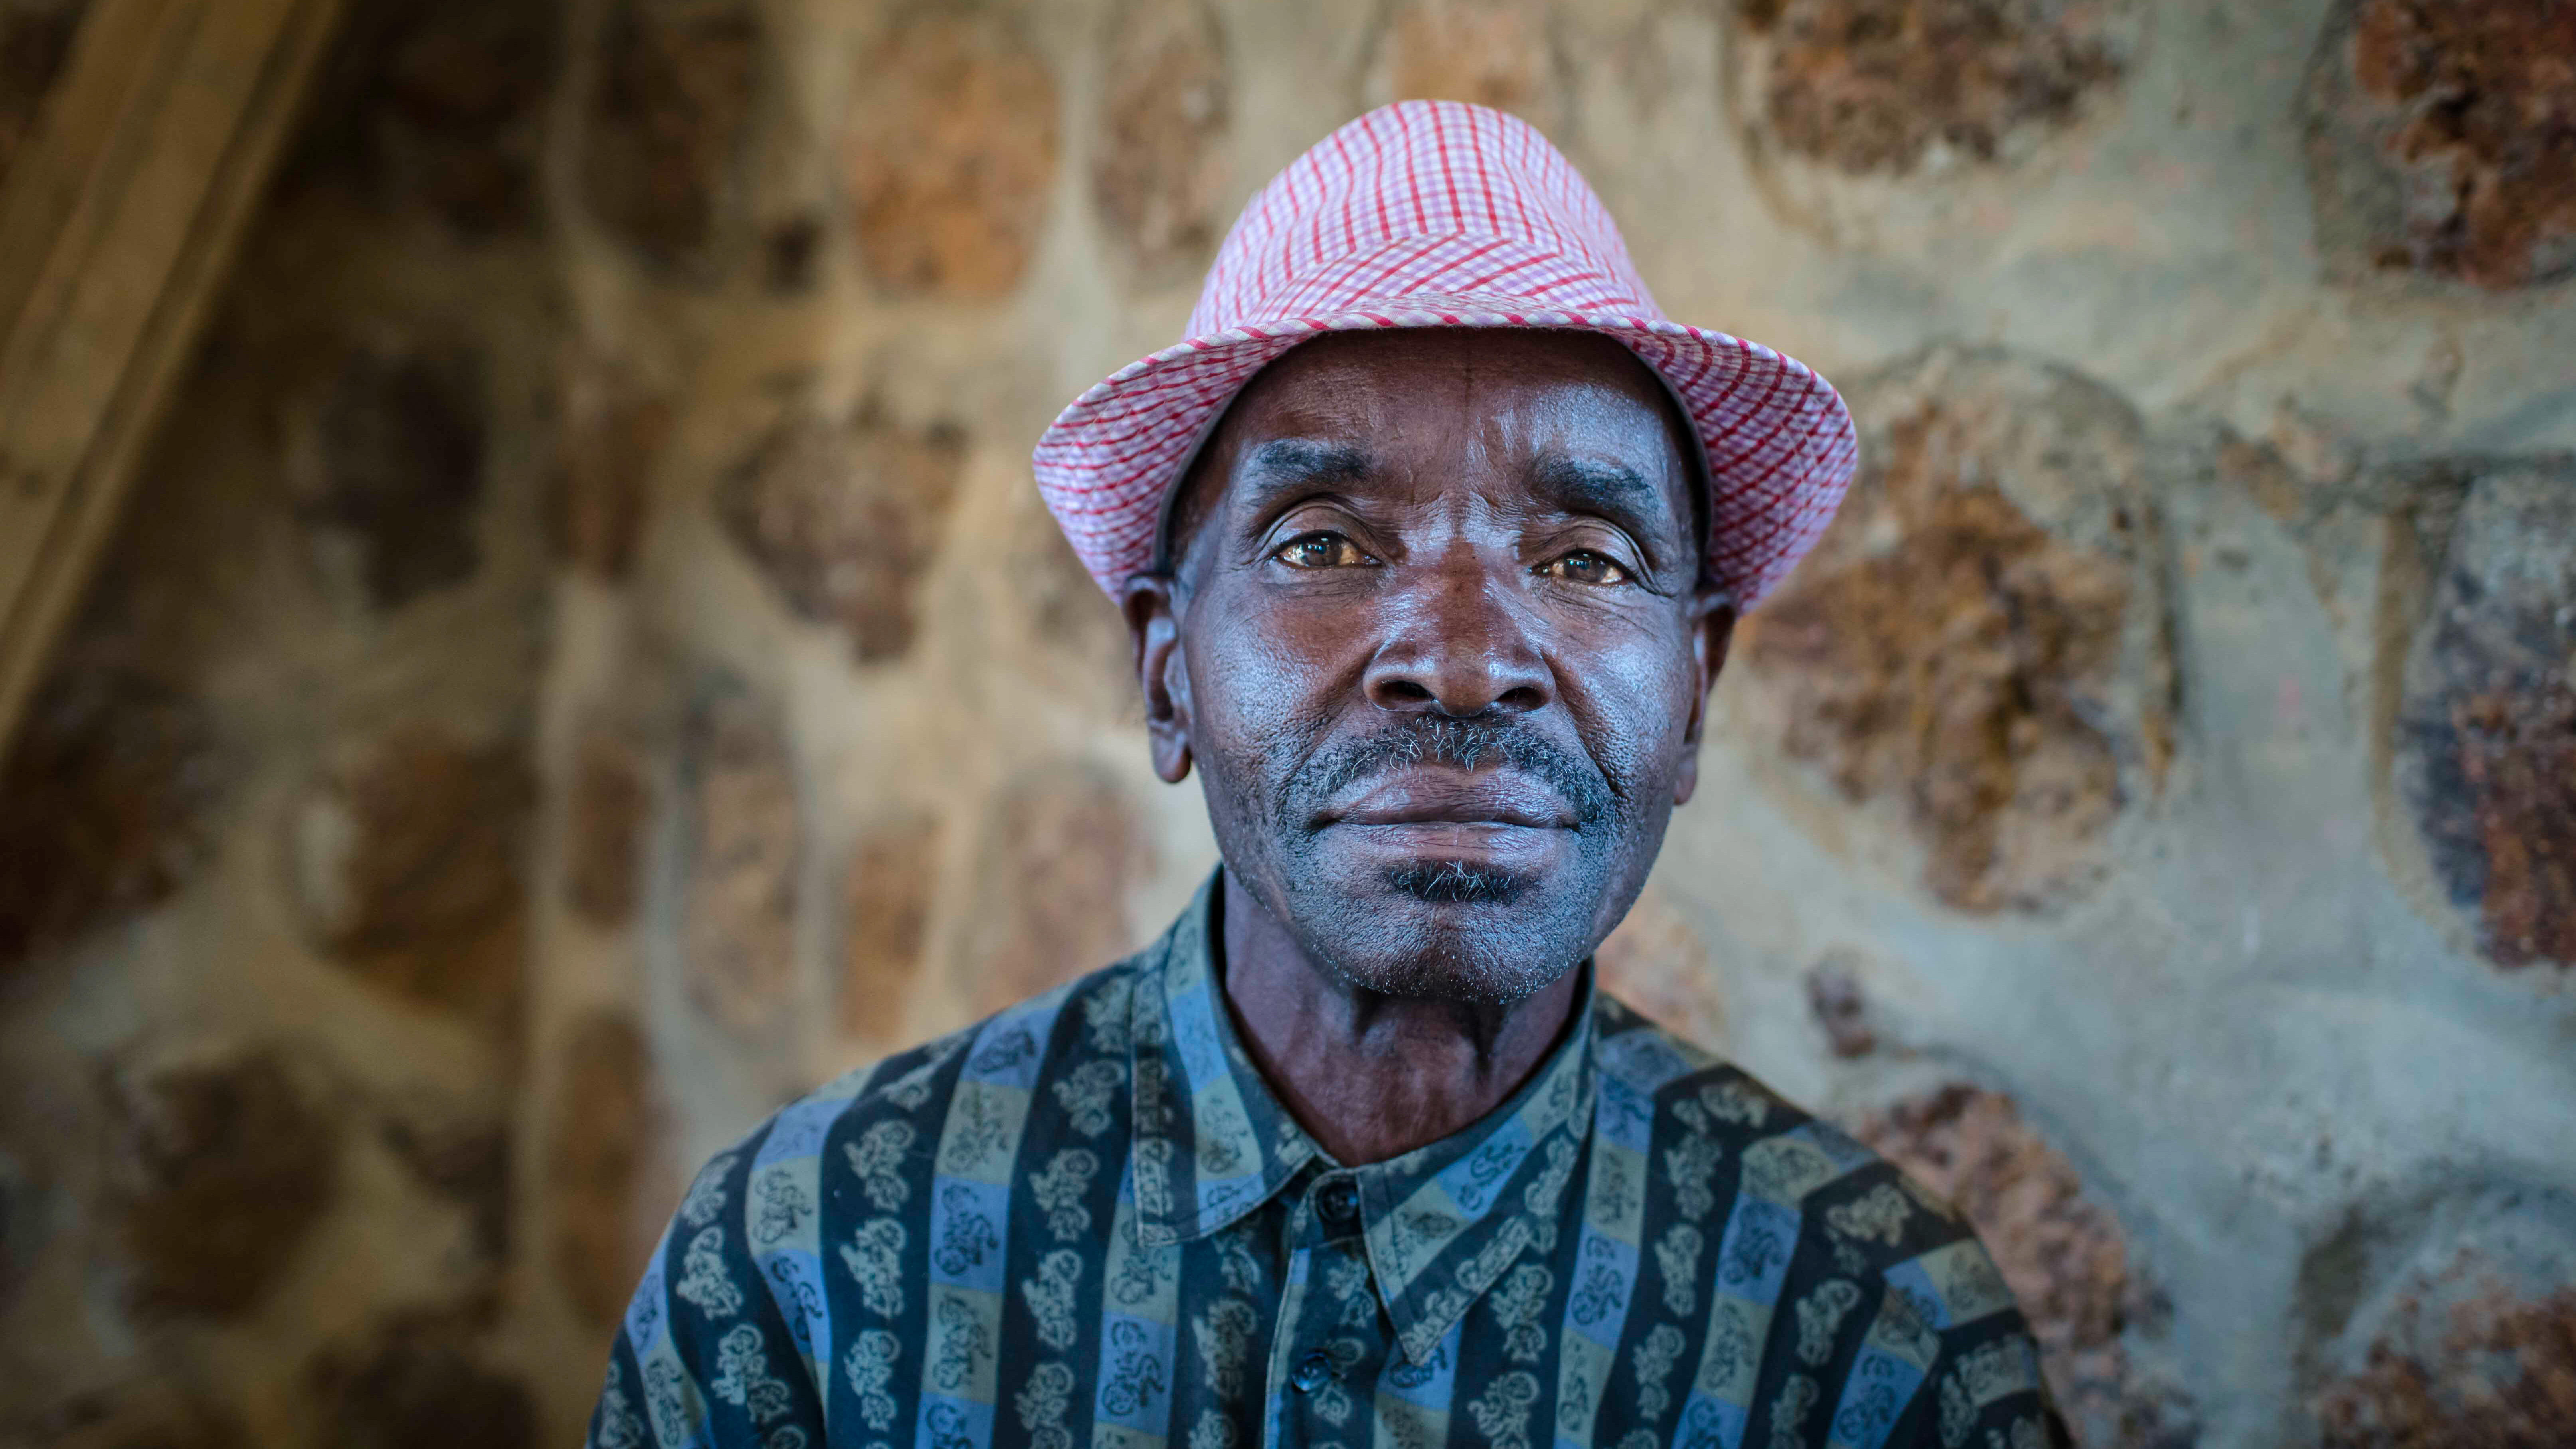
[1032,292,1857,606]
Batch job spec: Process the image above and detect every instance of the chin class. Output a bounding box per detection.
[1302,864,1595,1005]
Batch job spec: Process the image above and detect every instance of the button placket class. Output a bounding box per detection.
[1263,1174,1386,1446]
[1261,1174,1323,1446]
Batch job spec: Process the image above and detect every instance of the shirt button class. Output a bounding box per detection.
[1289,1350,1335,1393]
[1317,1178,1360,1230]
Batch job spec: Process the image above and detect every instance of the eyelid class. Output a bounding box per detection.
[1551,506,1648,551]
[1536,547,1633,585]
[1271,528,1376,568]
[1252,491,1364,540]
[1536,522,1645,573]
[1259,498,1383,557]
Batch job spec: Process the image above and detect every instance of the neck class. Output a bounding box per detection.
[1215,870,1583,1166]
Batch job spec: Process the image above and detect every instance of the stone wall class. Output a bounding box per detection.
[1,0,2570,1445]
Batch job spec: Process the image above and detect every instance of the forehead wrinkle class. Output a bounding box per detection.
[1466,381,1690,536]
[1187,333,1696,559]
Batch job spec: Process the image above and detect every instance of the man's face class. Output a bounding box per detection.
[1128,330,1734,1006]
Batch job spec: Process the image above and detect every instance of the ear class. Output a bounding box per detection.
[1671,591,1736,807]
[1122,573,1194,785]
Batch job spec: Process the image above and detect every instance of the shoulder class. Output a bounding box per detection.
[597,959,1155,1445]
[684,954,1147,1209]
[1591,991,1805,1136]
[1596,990,2007,1280]
[625,960,1147,1330]
[1597,992,2056,1437]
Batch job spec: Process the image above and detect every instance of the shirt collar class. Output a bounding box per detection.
[1126,874,1316,1245]
[1126,870,1600,1364]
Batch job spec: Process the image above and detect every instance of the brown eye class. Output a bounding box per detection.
[1539,549,1630,585]
[1274,533,1370,569]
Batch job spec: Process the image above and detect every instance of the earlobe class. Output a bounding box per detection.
[1122,574,1194,785]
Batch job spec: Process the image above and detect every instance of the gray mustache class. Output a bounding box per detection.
[1284,714,1617,828]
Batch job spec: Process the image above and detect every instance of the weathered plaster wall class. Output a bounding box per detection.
[1,0,2570,1445]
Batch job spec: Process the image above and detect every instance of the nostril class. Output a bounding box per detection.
[1377,679,1434,704]
[1493,685,1546,714]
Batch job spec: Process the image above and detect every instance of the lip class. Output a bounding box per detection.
[1319,767,1576,831]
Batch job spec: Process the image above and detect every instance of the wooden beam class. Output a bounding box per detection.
[0,0,343,758]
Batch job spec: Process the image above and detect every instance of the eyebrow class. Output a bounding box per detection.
[1227,437,1375,520]
[1529,453,1672,536]
[1242,437,1371,487]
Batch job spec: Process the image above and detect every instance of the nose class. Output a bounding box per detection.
[1361,549,1553,718]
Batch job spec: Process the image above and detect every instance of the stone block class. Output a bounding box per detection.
[2303,0,2576,289]
[41,1391,248,1449]
[290,349,487,613]
[579,0,761,273]
[0,668,220,970]
[546,1011,662,1328]
[2305,1187,2576,1448]
[1093,0,1229,276]
[287,0,558,235]
[288,729,532,1030]
[563,729,651,929]
[1737,0,2127,174]
[1374,0,1563,134]
[680,686,799,1034]
[763,213,821,293]
[716,409,966,664]
[111,1047,336,1316]
[2391,459,2576,969]
[1858,1083,2194,1449]
[1738,346,2171,914]
[960,767,1147,1015]
[378,1099,511,1274]
[846,11,1058,298]
[2320,1288,2576,1447]
[308,1311,536,1449]
[0,0,84,190]
[840,810,939,1045]
[552,360,671,583]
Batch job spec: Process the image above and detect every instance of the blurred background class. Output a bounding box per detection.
[0,0,2570,1444]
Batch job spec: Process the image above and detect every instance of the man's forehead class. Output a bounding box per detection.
[1162,328,1706,573]
[1224,328,1680,435]
[1232,433,1666,518]
[1228,333,1696,516]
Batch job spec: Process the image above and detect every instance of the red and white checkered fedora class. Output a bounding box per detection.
[1033,100,1858,606]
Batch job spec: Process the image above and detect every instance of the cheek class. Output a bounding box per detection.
[1564,631,1702,795]
[1182,599,1346,775]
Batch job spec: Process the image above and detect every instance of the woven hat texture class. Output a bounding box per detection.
[1032,100,1857,605]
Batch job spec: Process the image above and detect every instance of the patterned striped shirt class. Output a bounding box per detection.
[588,875,2060,1449]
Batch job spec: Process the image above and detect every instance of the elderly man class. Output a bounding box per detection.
[591,102,2057,1449]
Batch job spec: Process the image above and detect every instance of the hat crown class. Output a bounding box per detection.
[1032,101,1856,609]
[1188,101,1663,337]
